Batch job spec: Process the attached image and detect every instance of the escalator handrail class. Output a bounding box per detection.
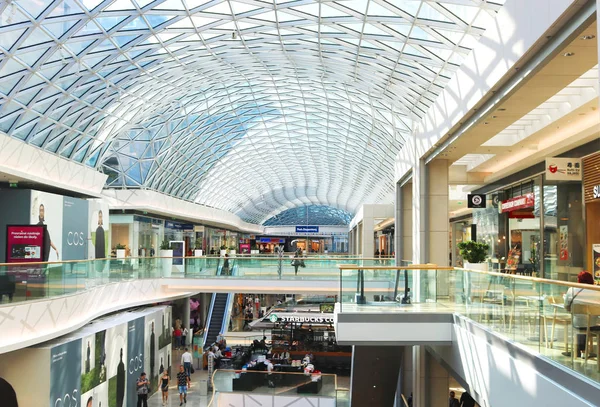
[220,260,237,335]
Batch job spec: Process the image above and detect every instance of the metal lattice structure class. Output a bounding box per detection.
[0,0,504,224]
[263,204,352,226]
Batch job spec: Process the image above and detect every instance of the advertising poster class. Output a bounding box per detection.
[5,225,45,263]
[89,200,110,260]
[593,244,600,285]
[62,197,89,261]
[50,340,82,407]
[105,323,127,407]
[126,317,145,407]
[158,308,172,350]
[30,190,63,262]
[144,314,159,390]
[170,240,184,268]
[559,225,569,261]
[80,330,107,407]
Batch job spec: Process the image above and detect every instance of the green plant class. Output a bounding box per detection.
[195,238,203,249]
[220,244,227,250]
[251,242,258,250]
[228,245,236,251]
[115,243,126,250]
[457,241,489,263]
[160,238,170,250]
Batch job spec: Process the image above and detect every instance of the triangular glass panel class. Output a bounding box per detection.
[95,16,129,31]
[0,6,31,27]
[418,2,452,23]
[154,0,186,10]
[48,0,84,17]
[146,14,176,28]
[15,0,53,18]
[64,39,95,55]
[114,34,141,47]
[20,27,54,48]
[80,0,104,12]
[122,16,150,31]
[105,0,136,11]
[43,20,79,39]
[75,20,103,37]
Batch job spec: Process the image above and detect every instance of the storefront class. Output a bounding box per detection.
[109,213,165,257]
[583,152,600,283]
[164,220,195,255]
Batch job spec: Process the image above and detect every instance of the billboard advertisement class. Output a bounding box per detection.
[63,197,89,261]
[126,317,145,407]
[30,190,63,262]
[5,225,45,263]
[106,323,127,407]
[50,340,82,407]
[80,330,108,407]
[89,200,110,260]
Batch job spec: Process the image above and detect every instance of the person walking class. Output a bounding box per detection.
[177,365,191,406]
[292,250,301,275]
[460,391,475,407]
[182,326,188,348]
[222,254,230,275]
[449,391,460,407]
[173,326,182,350]
[136,372,150,407]
[181,348,193,377]
[160,369,170,406]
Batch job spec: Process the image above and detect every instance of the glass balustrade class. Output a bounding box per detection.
[337,264,600,387]
[0,256,395,306]
[209,369,338,406]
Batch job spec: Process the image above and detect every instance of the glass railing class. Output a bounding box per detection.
[337,264,600,387]
[0,256,395,306]
[209,369,338,406]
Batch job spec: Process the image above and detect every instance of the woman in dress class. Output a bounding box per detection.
[160,369,170,406]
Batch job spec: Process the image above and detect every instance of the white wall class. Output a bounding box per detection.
[102,189,264,234]
[395,0,579,181]
[0,131,107,196]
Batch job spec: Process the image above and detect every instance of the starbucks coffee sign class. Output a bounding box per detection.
[267,312,334,324]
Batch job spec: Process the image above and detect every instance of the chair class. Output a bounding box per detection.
[480,288,506,329]
[570,303,600,370]
[542,296,570,351]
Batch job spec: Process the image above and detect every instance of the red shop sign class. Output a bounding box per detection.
[500,193,535,213]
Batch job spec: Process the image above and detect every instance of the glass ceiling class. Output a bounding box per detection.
[264,204,352,226]
[0,0,504,224]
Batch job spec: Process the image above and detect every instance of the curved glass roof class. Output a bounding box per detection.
[264,204,352,226]
[0,0,504,224]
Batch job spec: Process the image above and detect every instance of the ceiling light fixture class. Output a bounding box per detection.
[563,52,575,57]
[498,108,506,111]
[581,35,595,40]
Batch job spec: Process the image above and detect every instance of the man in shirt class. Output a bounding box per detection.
[177,365,191,406]
[181,348,193,377]
[136,372,150,407]
[449,391,460,407]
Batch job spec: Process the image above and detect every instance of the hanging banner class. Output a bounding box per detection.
[545,157,582,181]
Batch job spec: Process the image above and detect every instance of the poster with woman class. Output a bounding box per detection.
[30,191,63,262]
[88,200,110,260]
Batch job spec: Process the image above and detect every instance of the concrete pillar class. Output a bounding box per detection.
[402,183,413,264]
[362,217,375,258]
[350,345,404,406]
[428,160,449,298]
[426,349,453,407]
[182,296,191,346]
[395,182,402,262]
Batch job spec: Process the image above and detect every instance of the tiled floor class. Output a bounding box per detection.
[148,349,211,407]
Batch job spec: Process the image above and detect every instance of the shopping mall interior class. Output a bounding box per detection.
[0,0,600,406]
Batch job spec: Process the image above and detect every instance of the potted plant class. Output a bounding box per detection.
[250,242,259,255]
[457,241,490,271]
[220,244,227,257]
[228,245,237,256]
[194,238,203,257]
[160,238,173,276]
[115,243,126,259]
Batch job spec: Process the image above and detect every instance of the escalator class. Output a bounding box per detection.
[204,293,230,346]
[203,258,237,347]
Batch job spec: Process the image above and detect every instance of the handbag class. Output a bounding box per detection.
[191,366,195,374]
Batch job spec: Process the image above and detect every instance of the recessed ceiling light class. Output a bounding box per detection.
[484,122,489,125]
[563,52,575,57]
[581,35,595,40]
[498,108,506,111]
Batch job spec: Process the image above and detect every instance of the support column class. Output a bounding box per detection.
[362,216,375,259]
[402,182,413,264]
[425,349,453,407]
[182,296,191,346]
[428,160,449,298]
[395,182,402,262]
[350,346,404,406]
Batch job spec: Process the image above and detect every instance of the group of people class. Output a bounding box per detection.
[448,391,476,407]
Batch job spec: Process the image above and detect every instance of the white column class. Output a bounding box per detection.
[428,159,449,298]
[402,183,413,263]
[361,216,375,258]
